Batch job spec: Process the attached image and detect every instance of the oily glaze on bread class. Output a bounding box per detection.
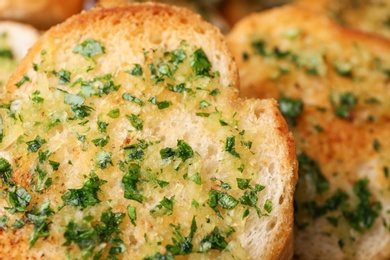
[228,5,390,260]
[0,3,296,259]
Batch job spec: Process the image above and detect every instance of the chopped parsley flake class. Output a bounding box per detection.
[0,158,13,186]
[298,152,329,194]
[61,172,107,208]
[6,186,32,214]
[15,74,30,88]
[127,64,143,76]
[165,216,197,255]
[126,114,143,131]
[122,93,144,106]
[278,96,304,126]
[73,38,105,58]
[122,163,144,203]
[150,196,174,217]
[190,48,212,76]
[208,189,239,218]
[199,227,228,252]
[95,151,113,169]
[127,205,137,226]
[27,201,54,247]
[26,136,46,153]
[107,108,120,118]
[224,136,240,158]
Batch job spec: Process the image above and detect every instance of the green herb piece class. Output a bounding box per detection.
[34,167,52,193]
[169,48,186,71]
[97,121,108,133]
[52,69,71,85]
[26,136,46,152]
[38,150,50,163]
[144,252,174,260]
[298,153,329,194]
[0,117,3,143]
[15,74,30,88]
[158,63,174,79]
[0,48,13,59]
[365,97,381,105]
[333,61,352,77]
[122,163,144,203]
[6,186,32,214]
[73,38,105,58]
[0,157,13,186]
[199,100,211,109]
[122,93,144,106]
[126,114,143,131]
[10,219,25,230]
[95,151,113,169]
[91,136,110,147]
[237,178,251,190]
[27,201,54,247]
[278,96,304,126]
[107,108,120,118]
[190,49,212,76]
[63,208,125,258]
[160,147,175,160]
[189,173,202,185]
[199,227,228,252]
[332,92,357,119]
[0,215,9,231]
[343,178,382,232]
[224,136,240,158]
[150,196,174,217]
[264,199,273,213]
[156,179,169,188]
[31,90,44,103]
[303,189,349,219]
[64,93,93,119]
[373,139,380,151]
[192,199,199,209]
[241,140,252,149]
[196,112,210,117]
[97,80,120,97]
[61,172,107,208]
[39,158,52,172]
[167,83,187,93]
[210,88,220,96]
[165,216,197,255]
[127,64,143,76]
[124,139,149,163]
[252,40,268,56]
[208,189,239,218]
[384,166,389,178]
[326,216,339,227]
[175,140,194,162]
[127,205,137,226]
[157,100,172,110]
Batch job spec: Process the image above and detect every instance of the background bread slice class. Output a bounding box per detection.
[0,21,39,90]
[296,0,390,39]
[228,4,390,260]
[0,3,296,259]
[0,0,84,29]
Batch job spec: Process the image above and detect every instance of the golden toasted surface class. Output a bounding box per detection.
[0,3,296,259]
[228,5,390,260]
[296,0,390,39]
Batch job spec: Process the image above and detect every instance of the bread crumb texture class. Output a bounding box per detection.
[0,4,296,260]
[228,5,390,260]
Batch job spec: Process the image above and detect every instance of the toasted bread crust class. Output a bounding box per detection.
[0,3,296,259]
[228,4,390,260]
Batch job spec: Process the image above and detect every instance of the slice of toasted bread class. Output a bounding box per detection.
[296,0,390,39]
[228,5,390,260]
[0,3,296,259]
[0,0,84,29]
[0,21,39,90]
